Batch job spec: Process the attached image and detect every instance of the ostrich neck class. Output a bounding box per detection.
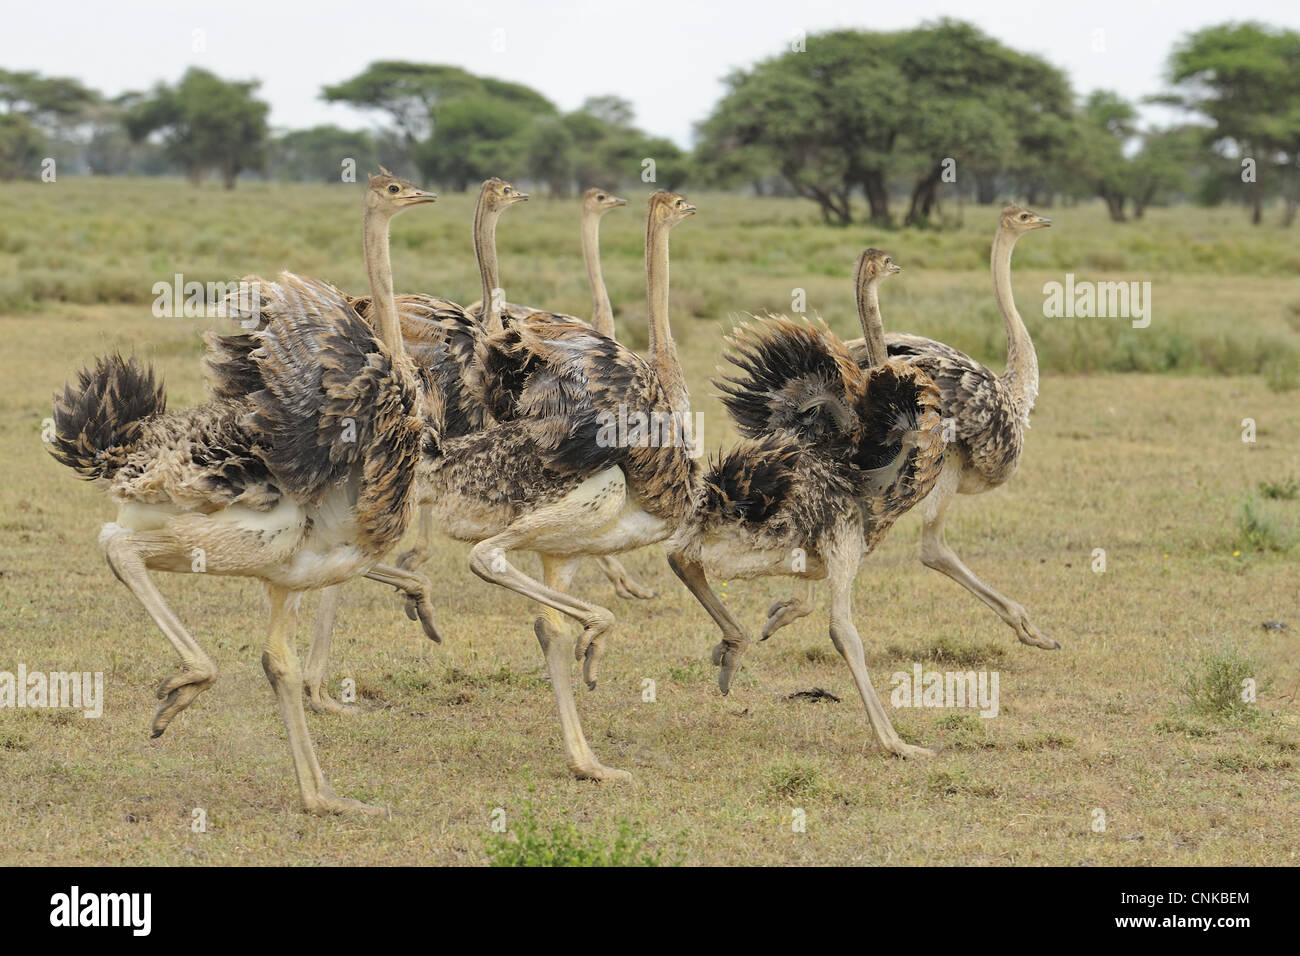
[362,203,402,357]
[646,217,688,413]
[583,209,614,338]
[992,227,1038,423]
[473,197,503,334]
[855,273,887,367]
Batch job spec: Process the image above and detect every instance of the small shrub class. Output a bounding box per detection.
[1178,647,1261,719]
[1237,495,1294,553]
[485,801,671,867]
[764,760,822,800]
[1258,478,1300,501]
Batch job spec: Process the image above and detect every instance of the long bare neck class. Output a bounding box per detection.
[992,226,1038,423]
[473,196,503,334]
[855,269,887,367]
[646,216,687,411]
[583,208,614,338]
[363,203,403,357]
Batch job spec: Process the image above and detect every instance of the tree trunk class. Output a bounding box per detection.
[1250,179,1262,225]
[975,172,998,205]
[905,166,943,226]
[185,164,202,186]
[1282,197,1297,228]
[1104,193,1127,222]
[862,171,890,225]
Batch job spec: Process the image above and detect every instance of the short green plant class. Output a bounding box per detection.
[1178,647,1262,720]
[484,801,671,867]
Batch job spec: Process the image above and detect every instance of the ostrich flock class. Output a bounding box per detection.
[49,170,1052,816]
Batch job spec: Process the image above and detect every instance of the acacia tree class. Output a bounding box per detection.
[696,22,1073,226]
[0,69,98,178]
[122,68,268,188]
[1162,22,1300,225]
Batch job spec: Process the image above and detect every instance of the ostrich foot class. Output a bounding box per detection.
[305,680,360,716]
[402,590,442,643]
[150,666,217,737]
[573,608,615,691]
[571,759,633,783]
[1011,607,1059,650]
[603,560,658,600]
[887,741,936,759]
[711,640,748,695]
[303,786,390,818]
[762,596,813,640]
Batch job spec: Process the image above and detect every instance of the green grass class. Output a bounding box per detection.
[3,180,1300,379]
[483,799,674,867]
[0,180,1298,865]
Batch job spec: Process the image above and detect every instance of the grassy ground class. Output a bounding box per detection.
[0,181,1297,865]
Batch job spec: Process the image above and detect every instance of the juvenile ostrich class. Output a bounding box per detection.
[406,190,699,780]
[358,180,654,600]
[662,274,946,757]
[48,172,438,814]
[764,208,1058,651]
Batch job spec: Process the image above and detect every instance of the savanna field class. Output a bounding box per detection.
[0,178,1298,865]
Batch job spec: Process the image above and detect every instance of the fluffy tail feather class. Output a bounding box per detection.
[49,354,166,481]
[716,316,864,446]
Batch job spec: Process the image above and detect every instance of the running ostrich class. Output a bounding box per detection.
[388,190,699,780]
[764,208,1058,651]
[352,179,654,600]
[660,261,946,757]
[47,172,438,814]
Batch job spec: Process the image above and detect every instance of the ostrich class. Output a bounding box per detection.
[764,208,1059,652]
[355,180,654,600]
[660,263,946,757]
[400,190,699,781]
[47,171,438,814]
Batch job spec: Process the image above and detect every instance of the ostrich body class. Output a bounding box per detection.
[764,209,1059,651]
[404,190,698,781]
[47,172,438,814]
[663,261,946,757]
[360,181,653,600]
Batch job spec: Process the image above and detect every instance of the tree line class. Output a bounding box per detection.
[1,18,1296,226]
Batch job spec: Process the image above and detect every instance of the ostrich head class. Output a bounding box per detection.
[583,187,628,215]
[1000,204,1051,234]
[648,190,696,227]
[366,166,437,215]
[481,177,529,211]
[858,247,902,281]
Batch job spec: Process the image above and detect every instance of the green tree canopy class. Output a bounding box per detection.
[122,68,269,188]
[1162,21,1300,224]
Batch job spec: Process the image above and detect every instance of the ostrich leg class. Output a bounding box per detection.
[102,530,218,737]
[666,552,751,694]
[262,583,388,816]
[824,543,933,758]
[919,482,1058,650]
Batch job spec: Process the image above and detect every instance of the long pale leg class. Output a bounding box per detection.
[394,505,435,571]
[667,552,752,694]
[762,578,817,640]
[469,537,615,690]
[102,531,218,737]
[262,583,387,816]
[595,555,658,600]
[303,584,355,715]
[534,555,630,782]
[825,552,933,759]
[920,484,1058,650]
[302,564,440,715]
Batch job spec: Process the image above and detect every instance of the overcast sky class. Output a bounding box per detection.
[4,0,1298,145]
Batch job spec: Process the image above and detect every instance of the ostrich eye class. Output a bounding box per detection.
[884,257,892,264]
[1019,213,1028,220]
[388,184,399,194]
[597,194,606,201]
[503,186,512,194]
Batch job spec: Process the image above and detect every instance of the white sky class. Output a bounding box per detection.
[3,0,1298,145]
